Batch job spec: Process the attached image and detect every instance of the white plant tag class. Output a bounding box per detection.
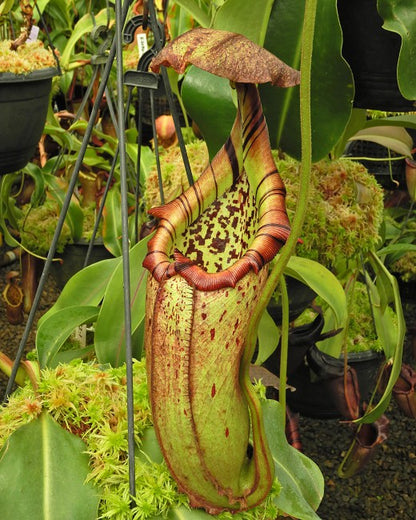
[27,25,40,42]
[136,32,148,59]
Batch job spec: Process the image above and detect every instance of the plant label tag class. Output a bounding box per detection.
[136,33,148,59]
[27,25,40,42]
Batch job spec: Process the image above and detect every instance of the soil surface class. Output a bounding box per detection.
[0,252,415,520]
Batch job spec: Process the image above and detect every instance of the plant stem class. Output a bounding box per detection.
[278,276,289,423]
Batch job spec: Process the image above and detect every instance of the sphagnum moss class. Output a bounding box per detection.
[0,40,55,74]
[0,359,282,520]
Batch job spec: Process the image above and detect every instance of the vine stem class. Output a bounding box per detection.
[246,0,317,424]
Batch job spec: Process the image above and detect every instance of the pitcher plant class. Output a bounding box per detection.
[143,28,300,513]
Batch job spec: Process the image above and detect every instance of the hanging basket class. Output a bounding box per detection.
[0,67,58,175]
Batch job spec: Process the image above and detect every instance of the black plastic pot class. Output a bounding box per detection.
[50,240,113,290]
[338,0,415,112]
[267,276,317,324]
[0,67,58,175]
[286,349,384,419]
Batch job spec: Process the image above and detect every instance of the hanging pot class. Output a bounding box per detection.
[49,239,113,290]
[337,0,415,112]
[0,67,58,175]
[267,276,317,324]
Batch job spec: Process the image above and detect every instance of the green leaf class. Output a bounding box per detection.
[21,162,46,206]
[0,0,15,16]
[264,400,323,519]
[138,427,164,465]
[102,188,123,257]
[256,309,281,365]
[261,0,353,161]
[172,0,211,27]
[354,252,405,424]
[378,242,416,260]
[377,0,416,100]
[94,236,151,366]
[284,256,347,331]
[333,108,367,159]
[213,0,274,46]
[36,306,99,368]
[348,126,413,157]
[38,256,121,325]
[0,413,99,520]
[181,66,236,158]
[283,256,348,357]
[364,114,416,130]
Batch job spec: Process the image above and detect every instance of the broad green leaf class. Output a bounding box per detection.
[256,309,281,365]
[348,126,413,157]
[0,0,14,16]
[213,0,274,46]
[52,344,96,365]
[284,256,347,331]
[172,0,211,27]
[283,256,348,357]
[21,162,46,206]
[0,172,26,230]
[364,114,416,130]
[36,306,99,368]
[377,242,416,260]
[377,0,416,100]
[38,256,121,325]
[264,400,323,519]
[102,188,123,257]
[333,108,367,158]
[94,236,151,366]
[181,66,236,158]
[138,427,164,465]
[0,413,99,520]
[261,0,353,161]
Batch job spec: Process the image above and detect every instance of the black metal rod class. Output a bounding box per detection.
[133,86,144,244]
[115,0,136,499]
[150,89,165,205]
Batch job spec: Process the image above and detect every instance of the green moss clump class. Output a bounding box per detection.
[391,251,416,282]
[276,156,384,270]
[144,140,209,210]
[17,199,72,256]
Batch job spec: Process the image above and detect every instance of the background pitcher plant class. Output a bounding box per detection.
[143,28,300,513]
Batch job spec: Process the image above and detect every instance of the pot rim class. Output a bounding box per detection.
[0,67,59,83]
[346,349,384,362]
